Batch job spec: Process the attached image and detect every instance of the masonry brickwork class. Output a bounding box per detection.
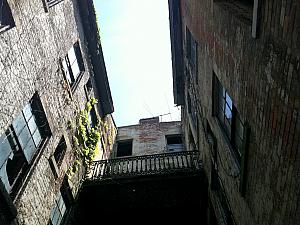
[169,0,300,224]
[114,118,183,157]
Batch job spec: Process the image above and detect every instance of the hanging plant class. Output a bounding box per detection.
[67,97,101,180]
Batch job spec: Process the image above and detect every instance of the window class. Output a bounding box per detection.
[213,74,245,165]
[166,135,183,152]
[116,140,132,157]
[186,27,198,76]
[48,177,73,225]
[0,0,14,33]
[210,166,236,225]
[54,137,67,167]
[49,137,67,179]
[0,93,50,197]
[89,109,97,128]
[49,191,66,225]
[61,42,84,90]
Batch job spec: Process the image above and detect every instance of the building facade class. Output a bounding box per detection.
[113,117,183,158]
[0,0,116,225]
[169,0,300,225]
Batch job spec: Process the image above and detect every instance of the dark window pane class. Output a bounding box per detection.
[23,104,33,122]
[12,112,26,135]
[18,126,31,148]
[117,141,132,157]
[6,150,26,186]
[54,137,66,167]
[234,135,243,157]
[218,109,225,125]
[224,117,231,138]
[23,138,36,163]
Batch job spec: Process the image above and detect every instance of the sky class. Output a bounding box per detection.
[94,0,181,127]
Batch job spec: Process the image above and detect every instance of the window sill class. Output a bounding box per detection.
[0,25,13,34]
[214,1,253,26]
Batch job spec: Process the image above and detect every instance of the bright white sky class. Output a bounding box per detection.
[94,0,181,127]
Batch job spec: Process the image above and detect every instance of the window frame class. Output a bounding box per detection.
[116,140,133,157]
[165,135,184,152]
[213,74,245,166]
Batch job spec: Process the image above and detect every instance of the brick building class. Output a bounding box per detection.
[0,0,116,225]
[169,0,300,224]
[113,117,183,157]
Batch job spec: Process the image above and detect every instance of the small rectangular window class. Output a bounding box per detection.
[166,135,183,152]
[54,137,67,167]
[88,107,98,128]
[116,140,132,157]
[61,42,85,91]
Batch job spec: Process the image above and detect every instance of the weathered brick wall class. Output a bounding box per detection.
[115,120,182,156]
[0,0,104,224]
[181,0,300,224]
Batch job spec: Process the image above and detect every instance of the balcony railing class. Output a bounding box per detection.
[87,150,202,181]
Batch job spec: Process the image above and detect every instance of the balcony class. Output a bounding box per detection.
[86,150,202,181]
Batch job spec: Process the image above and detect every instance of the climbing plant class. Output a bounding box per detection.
[67,97,101,179]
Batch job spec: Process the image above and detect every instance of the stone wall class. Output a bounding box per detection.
[114,119,182,157]
[179,0,300,224]
[0,0,114,224]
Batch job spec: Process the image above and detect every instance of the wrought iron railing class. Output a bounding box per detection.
[87,150,202,181]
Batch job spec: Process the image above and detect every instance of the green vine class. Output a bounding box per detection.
[67,97,101,180]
